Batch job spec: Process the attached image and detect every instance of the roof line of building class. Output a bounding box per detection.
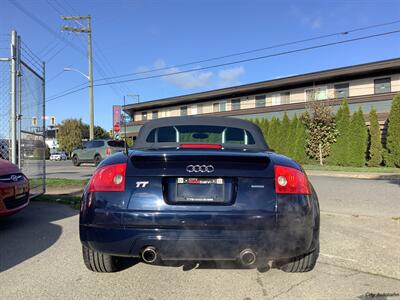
[123,57,400,111]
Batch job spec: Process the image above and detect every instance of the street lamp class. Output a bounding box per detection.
[64,67,94,140]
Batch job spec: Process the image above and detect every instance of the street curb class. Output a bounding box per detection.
[305,170,400,180]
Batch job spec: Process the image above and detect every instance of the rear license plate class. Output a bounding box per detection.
[176,177,224,202]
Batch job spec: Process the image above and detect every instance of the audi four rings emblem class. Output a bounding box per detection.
[186,164,215,173]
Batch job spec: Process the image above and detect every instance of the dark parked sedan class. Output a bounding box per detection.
[0,159,30,217]
[80,116,320,273]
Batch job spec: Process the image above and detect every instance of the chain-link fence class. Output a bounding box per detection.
[0,31,45,196]
[19,62,45,195]
[0,59,10,161]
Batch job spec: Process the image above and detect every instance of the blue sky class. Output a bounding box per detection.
[1,0,400,129]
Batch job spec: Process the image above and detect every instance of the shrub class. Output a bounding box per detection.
[367,107,383,167]
[293,115,308,163]
[305,101,337,163]
[348,108,368,167]
[384,94,400,167]
[279,113,290,155]
[267,117,280,151]
[287,114,298,158]
[259,118,269,142]
[329,99,351,165]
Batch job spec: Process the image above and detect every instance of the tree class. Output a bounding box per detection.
[329,99,351,166]
[384,94,400,167]
[305,101,337,163]
[259,118,269,142]
[82,124,110,140]
[279,113,291,156]
[367,107,383,167]
[58,119,83,154]
[94,126,110,139]
[292,113,308,163]
[287,114,299,158]
[348,108,368,167]
[267,117,279,151]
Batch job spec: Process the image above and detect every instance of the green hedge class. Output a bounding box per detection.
[247,93,400,168]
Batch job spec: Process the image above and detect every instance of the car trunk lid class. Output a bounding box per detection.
[127,149,273,178]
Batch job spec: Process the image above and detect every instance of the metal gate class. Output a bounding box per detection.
[0,31,45,196]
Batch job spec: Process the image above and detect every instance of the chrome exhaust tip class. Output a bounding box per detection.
[239,249,256,266]
[142,246,158,264]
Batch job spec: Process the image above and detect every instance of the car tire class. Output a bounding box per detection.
[72,155,81,167]
[94,155,102,166]
[280,244,319,273]
[82,245,120,273]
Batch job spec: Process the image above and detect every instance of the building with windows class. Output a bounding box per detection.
[122,58,400,139]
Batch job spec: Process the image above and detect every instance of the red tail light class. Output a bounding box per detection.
[274,165,311,195]
[88,163,127,193]
[180,143,222,149]
[106,147,111,156]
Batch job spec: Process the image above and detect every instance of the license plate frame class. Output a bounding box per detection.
[176,177,225,203]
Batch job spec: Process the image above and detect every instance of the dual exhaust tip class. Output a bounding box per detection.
[239,249,257,266]
[142,246,158,264]
[142,246,257,266]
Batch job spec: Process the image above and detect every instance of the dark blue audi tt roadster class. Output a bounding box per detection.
[80,116,320,273]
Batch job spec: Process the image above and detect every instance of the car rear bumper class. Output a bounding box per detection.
[80,220,317,260]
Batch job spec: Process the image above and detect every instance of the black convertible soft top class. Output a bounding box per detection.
[133,116,269,151]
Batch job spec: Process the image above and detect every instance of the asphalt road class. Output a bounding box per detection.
[1,177,400,299]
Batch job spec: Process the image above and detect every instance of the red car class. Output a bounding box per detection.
[0,159,30,217]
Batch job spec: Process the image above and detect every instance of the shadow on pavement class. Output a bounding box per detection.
[0,202,77,272]
[388,179,400,187]
[149,260,271,273]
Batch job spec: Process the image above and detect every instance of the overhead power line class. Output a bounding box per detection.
[92,19,400,83]
[46,28,400,102]
[47,19,400,100]
[9,0,87,58]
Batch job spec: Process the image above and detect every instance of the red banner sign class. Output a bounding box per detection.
[113,105,122,132]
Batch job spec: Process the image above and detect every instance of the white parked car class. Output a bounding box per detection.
[49,152,68,161]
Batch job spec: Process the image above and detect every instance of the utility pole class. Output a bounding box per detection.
[10,31,18,164]
[62,15,94,140]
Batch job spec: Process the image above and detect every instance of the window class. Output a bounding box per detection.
[152,110,158,119]
[90,141,104,148]
[180,106,188,116]
[155,127,176,143]
[146,125,255,145]
[374,78,391,94]
[272,94,281,105]
[334,83,349,98]
[190,105,198,115]
[141,111,147,121]
[197,104,203,114]
[255,95,266,108]
[220,101,227,112]
[107,140,125,148]
[281,92,290,104]
[305,86,327,101]
[231,98,241,110]
[83,141,92,149]
[213,103,219,112]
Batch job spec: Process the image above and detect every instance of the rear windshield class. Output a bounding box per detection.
[107,140,126,148]
[145,125,255,145]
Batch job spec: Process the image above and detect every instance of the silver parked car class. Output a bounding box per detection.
[49,152,68,161]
